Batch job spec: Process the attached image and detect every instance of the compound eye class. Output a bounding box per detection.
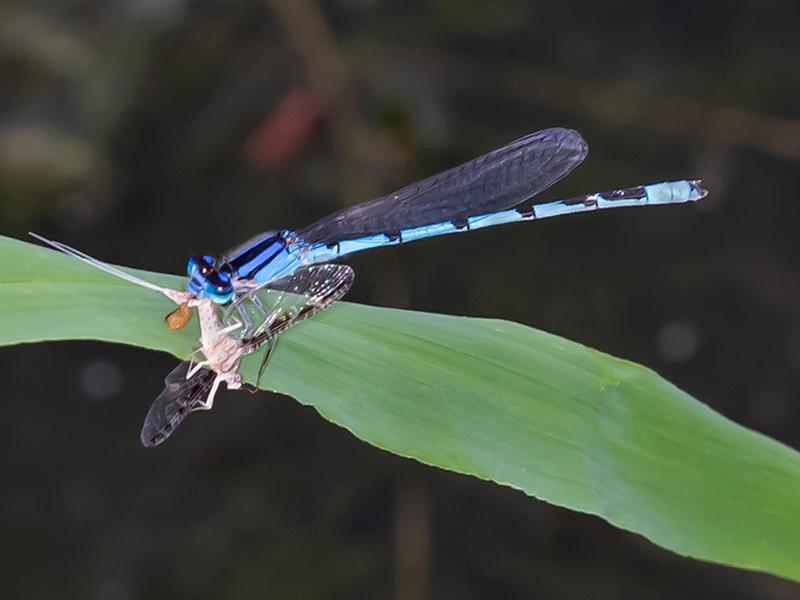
[187,256,203,276]
[187,254,218,278]
[200,255,216,275]
[208,283,234,304]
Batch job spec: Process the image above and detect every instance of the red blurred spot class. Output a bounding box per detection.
[245,88,326,172]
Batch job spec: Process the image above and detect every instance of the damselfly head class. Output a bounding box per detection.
[186,254,234,304]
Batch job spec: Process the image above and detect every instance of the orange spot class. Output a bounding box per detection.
[245,88,326,172]
[165,303,192,331]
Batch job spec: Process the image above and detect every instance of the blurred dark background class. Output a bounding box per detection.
[2,1,799,598]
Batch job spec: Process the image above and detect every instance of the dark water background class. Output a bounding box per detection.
[1,1,799,598]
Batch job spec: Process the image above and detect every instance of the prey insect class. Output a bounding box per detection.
[140,263,353,446]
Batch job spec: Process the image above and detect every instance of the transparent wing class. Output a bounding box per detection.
[224,263,355,343]
[140,362,215,448]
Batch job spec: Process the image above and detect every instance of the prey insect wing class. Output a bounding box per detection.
[140,362,216,447]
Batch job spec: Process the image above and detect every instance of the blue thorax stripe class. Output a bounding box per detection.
[226,234,287,279]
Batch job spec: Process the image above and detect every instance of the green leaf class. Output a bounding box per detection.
[3,234,799,581]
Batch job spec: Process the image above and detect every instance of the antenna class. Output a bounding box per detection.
[29,232,189,304]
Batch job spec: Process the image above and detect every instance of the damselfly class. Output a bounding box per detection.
[29,233,354,446]
[182,128,706,311]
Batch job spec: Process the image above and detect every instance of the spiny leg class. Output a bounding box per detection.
[234,301,252,337]
[185,347,205,376]
[254,287,290,338]
[196,375,222,411]
[186,360,209,379]
[250,292,269,325]
[232,284,271,338]
[207,318,243,343]
[256,337,278,388]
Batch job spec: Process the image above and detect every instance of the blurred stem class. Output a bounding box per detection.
[268,0,376,204]
[394,476,430,600]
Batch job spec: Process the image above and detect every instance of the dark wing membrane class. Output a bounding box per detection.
[297,128,588,244]
[140,362,214,447]
[227,264,355,344]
